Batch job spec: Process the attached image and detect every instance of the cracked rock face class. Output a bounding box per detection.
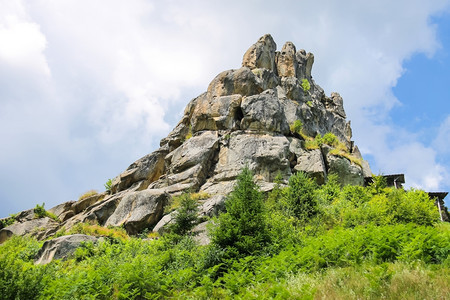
[2,34,372,245]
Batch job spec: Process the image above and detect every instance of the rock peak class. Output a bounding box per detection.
[242,34,277,72]
[242,35,314,80]
[0,34,373,244]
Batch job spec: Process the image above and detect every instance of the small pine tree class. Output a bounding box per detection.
[211,167,270,257]
[286,171,318,223]
[169,193,199,236]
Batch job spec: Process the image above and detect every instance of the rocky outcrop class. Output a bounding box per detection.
[294,149,327,184]
[242,34,277,72]
[34,234,99,265]
[0,217,59,244]
[105,189,168,235]
[3,34,374,243]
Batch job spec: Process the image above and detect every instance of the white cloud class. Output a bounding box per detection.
[375,141,446,191]
[1,0,450,216]
[434,115,450,154]
[0,0,50,76]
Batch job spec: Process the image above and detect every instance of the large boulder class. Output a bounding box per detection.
[111,147,168,193]
[294,149,327,184]
[49,201,75,221]
[34,234,99,265]
[191,94,243,132]
[150,131,220,192]
[3,35,375,242]
[296,49,314,80]
[105,189,169,235]
[0,217,59,244]
[326,154,364,186]
[207,67,264,98]
[206,132,291,185]
[72,192,106,215]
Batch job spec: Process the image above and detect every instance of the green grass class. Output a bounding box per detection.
[0,169,447,299]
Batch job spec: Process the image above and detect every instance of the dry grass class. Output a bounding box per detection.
[78,190,98,201]
[329,148,363,168]
[165,192,210,214]
[56,222,129,241]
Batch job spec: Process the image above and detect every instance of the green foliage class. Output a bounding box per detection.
[169,193,200,236]
[285,171,318,223]
[301,78,310,92]
[0,236,47,299]
[289,119,303,135]
[0,166,447,299]
[0,214,17,228]
[33,203,59,222]
[104,178,113,192]
[306,100,313,107]
[369,174,387,194]
[211,167,270,258]
[322,132,339,147]
[165,191,209,214]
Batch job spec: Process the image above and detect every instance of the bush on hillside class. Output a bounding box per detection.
[211,167,270,258]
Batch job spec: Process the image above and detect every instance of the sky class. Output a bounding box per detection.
[1,0,450,218]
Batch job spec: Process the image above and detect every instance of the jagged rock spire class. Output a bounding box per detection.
[0,34,372,244]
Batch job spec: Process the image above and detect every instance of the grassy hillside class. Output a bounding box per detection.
[1,170,449,299]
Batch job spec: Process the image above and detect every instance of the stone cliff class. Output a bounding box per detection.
[1,34,372,244]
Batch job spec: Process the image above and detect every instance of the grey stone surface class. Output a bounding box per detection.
[191,221,210,246]
[198,195,226,218]
[242,34,277,72]
[191,94,242,132]
[111,147,168,193]
[276,41,297,77]
[35,234,99,265]
[326,154,364,186]
[0,217,59,244]
[294,149,327,184]
[240,90,290,134]
[105,189,169,235]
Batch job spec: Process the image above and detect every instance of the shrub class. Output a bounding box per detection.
[0,214,17,228]
[168,193,199,236]
[211,167,270,258]
[285,171,318,223]
[0,236,47,299]
[368,174,387,194]
[301,78,310,93]
[322,132,339,147]
[104,178,113,192]
[33,203,59,222]
[289,120,303,135]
